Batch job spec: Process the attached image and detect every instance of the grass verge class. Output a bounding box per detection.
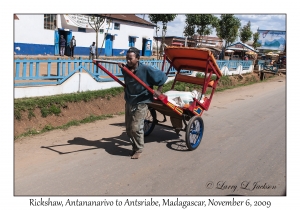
[14,87,124,120]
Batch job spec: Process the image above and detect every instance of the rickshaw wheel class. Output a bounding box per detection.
[185,116,204,151]
[144,107,156,136]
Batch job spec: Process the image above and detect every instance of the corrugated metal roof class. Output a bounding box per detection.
[226,41,258,52]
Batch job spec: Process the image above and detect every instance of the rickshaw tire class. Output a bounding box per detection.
[144,107,156,136]
[185,116,204,151]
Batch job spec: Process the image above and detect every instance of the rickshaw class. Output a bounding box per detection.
[93,46,222,151]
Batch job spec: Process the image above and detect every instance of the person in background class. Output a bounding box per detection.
[70,36,76,58]
[89,42,96,60]
[118,47,167,159]
[59,35,66,56]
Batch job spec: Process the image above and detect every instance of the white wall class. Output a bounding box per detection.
[111,20,154,50]
[59,15,104,47]
[191,65,254,77]
[14,73,175,99]
[220,65,254,76]
[14,14,55,45]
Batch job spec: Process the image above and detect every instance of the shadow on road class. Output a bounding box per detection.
[41,126,190,156]
[144,127,190,152]
[110,121,190,152]
[41,132,132,156]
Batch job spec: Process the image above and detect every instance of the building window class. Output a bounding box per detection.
[129,37,135,47]
[44,14,56,30]
[114,23,120,30]
[78,27,86,32]
[100,29,104,34]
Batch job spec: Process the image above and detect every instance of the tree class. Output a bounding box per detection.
[215,14,241,59]
[252,31,261,50]
[239,21,252,43]
[239,21,253,57]
[148,14,177,59]
[183,14,218,47]
[87,15,111,58]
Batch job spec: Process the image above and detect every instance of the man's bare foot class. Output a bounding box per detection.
[131,152,142,159]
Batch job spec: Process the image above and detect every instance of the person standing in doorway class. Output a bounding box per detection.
[89,42,96,60]
[117,47,168,159]
[59,35,66,56]
[70,36,76,58]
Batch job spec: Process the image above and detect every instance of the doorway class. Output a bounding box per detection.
[105,34,113,56]
[55,29,72,56]
[142,39,152,56]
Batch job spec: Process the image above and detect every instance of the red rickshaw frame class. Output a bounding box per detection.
[93,46,222,150]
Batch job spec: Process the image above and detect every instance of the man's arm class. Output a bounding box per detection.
[154,85,163,97]
[157,85,163,92]
[146,65,168,86]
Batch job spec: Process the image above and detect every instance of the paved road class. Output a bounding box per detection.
[14,76,286,196]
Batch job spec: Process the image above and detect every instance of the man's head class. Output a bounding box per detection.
[126,47,140,69]
[72,36,75,39]
[60,35,63,38]
[92,42,95,45]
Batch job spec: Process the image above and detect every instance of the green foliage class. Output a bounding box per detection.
[219,75,233,86]
[16,129,40,139]
[239,21,253,58]
[42,125,54,131]
[15,110,21,121]
[216,14,241,48]
[28,109,35,120]
[184,14,218,47]
[239,21,253,43]
[216,74,260,92]
[49,105,61,116]
[252,32,261,49]
[41,107,50,118]
[63,120,80,127]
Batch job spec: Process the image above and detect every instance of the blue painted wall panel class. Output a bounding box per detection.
[14,43,138,57]
[14,43,55,55]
